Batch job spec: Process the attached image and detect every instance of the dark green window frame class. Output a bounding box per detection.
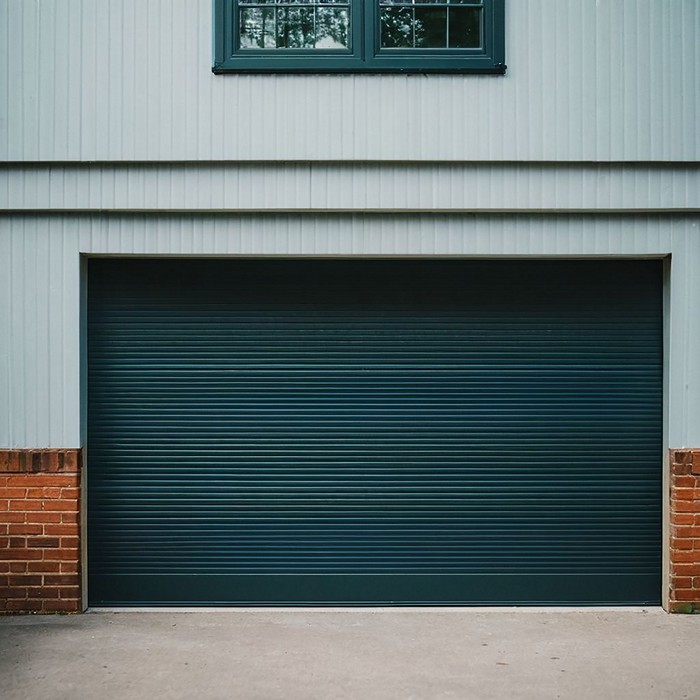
[213,0,505,74]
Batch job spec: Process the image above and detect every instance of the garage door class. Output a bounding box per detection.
[88,259,662,605]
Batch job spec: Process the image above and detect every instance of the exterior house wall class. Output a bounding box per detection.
[0,0,698,162]
[1,0,699,612]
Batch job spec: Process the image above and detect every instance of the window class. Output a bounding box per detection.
[213,0,505,73]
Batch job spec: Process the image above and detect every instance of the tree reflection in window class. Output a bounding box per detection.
[380,0,481,49]
[239,0,351,49]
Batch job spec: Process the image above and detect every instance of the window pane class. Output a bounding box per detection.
[238,0,351,50]
[448,7,480,48]
[240,8,276,48]
[380,7,413,48]
[414,7,447,48]
[379,0,483,50]
[316,8,350,48]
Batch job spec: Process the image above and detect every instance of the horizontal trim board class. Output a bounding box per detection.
[3,162,699,167]
[3,210,699,216]
[2,163,698,213]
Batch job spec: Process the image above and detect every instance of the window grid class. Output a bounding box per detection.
[214,0,505,73]
[378,1,482,50]
[238,0,351,50]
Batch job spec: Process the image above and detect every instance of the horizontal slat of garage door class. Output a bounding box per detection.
[88,259,662,605]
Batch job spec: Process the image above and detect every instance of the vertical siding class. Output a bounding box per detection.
[0,224,9,443]
[1,214,699,448]
[0,0,698,162]
[668,231,700,447]
[0,217,81,447]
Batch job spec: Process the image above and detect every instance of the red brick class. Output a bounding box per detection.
[5,453,20,473]
[60,513,79,524]
[7,599,43,611]
[671,550,698,563]
[672,463,692,476]
[43,574,80,586]
[42,599,80,613]
[0,586,27,598]
[60,488,79,499]
[25,487,61,499]
[671,538,694,551]
[41,500,76,512]
[8,474,78,487]
[3,548,42,560]
[0,537,8,548]
[4,474,29,485]
[9,536,26,548]
[9,562,27,573]
[0,488,28,498]
[43,549,79,561]
[59,586,80,599]
[9,575,41,586]
[29,512,61,523]
[27,587,60,599]
[671,576,693,589]
[8,524,43,536]
[28,561,59,573]
[674,488,700,501]
[672,526,700,539]
[671,563,700,576]
[44,524,79,536]
[9,499,42,511]
[672,501,700,513]
[673,476,700,488]
[1,512,26,522]
[0,500,8,511]
[27,537,60,548]
[693,451,700,475]
[60,562,79,574]
[672,449,693,465]
[60,537,79,549]
[0,563,10,574]
[62,452,80,471]
[673,589,700,601]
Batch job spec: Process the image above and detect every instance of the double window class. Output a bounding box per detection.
[213,0,505,73]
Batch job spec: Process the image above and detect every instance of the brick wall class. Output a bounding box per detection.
[0,450,82,613]
[669,449,700,613]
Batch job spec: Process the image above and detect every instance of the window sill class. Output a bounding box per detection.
[213,58,507,74]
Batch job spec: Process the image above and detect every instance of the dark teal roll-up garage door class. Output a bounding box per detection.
[88,259,662,605]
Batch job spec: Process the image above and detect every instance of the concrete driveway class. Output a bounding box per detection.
[1,608,699,700]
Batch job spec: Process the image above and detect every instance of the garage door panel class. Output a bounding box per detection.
[88,259,662,605]
[88,574,660,606]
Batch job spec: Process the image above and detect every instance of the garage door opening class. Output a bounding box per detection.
[87,259,662,605]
